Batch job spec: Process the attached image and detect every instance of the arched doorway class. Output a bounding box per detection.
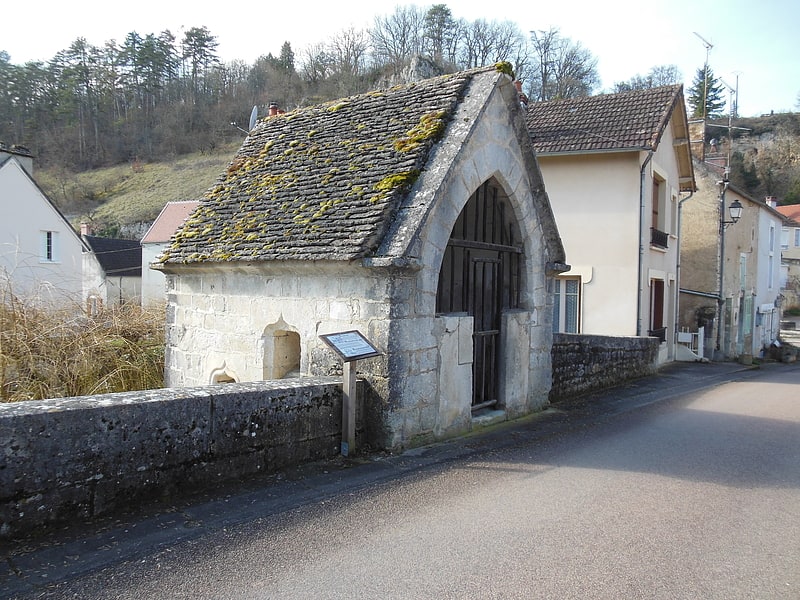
[436,180,523,412]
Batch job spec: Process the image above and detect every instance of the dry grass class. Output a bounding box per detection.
[35,143,240,229]
[0,291,165,402]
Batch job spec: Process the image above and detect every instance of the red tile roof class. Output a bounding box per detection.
[776,204,800,222]
[141,201,201,244]
[526,85,684,154]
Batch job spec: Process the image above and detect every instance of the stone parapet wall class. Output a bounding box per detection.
[550,333,660,401]
[0,378,348,539]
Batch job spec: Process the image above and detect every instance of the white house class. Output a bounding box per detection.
[140,201,199,305]
[526,85,696,363]
[154,66,567,449]
[0,144,86,306]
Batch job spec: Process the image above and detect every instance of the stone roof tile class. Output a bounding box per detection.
[160,69,490,264]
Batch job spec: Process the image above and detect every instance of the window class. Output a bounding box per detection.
[40,230,59,262]
[795,228,800,247]
[649,278,666,342]
[781,228,789,250]
[553,277,580,333]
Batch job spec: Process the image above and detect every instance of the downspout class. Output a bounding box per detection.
[637,150,654,336]
[675,189,695,348]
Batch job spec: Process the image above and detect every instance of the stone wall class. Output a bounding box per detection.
[0,378,352,539]
[549,333,660,401]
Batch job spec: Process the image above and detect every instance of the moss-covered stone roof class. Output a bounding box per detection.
[160,68,503,265]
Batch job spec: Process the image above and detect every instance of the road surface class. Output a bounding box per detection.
[3,361,799,599]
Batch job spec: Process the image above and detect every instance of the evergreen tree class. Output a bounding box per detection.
[688,65,726,119]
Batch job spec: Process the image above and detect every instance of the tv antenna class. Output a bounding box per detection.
[248,105,259,130]
[231,105,259,135]
[693,32,714,121]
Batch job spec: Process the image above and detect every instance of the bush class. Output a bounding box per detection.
[0,295,165,402]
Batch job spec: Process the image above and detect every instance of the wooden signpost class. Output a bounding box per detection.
[319,330,381,457]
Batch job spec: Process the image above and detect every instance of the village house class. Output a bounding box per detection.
[776,203,800,309]
[525,85,696,364]
[140,200,199,305]
[0,143,86,306]
[680,163,785,360]
[81,226,143,312]
[154,65,568,449]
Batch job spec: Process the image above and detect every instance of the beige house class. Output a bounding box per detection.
[0,144,86,306]
[526,85,695,363]
[680,164,785,360]
[155,66,567,449]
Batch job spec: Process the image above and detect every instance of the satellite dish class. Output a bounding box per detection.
[248,105,258,131]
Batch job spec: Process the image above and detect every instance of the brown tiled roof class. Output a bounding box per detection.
[159,69,494,265]
[777,204,800,222]
[141,201,201,244]
[526,85,684,154]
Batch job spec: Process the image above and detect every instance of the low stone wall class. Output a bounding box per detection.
[0,378,352,539]
[550,333,660,402]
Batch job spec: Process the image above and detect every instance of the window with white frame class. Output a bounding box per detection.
[795,227,800,247]
[553,277,581,333]
[40,230,59,262]
[781,228,789,250]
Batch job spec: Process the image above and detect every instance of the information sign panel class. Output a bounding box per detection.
[319,330,381,362]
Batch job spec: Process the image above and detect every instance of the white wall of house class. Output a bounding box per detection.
[538,152,641,336]
[0,158,84,305]
[538,134,682,363]
[754,205,783,351]
[141,243,167,305]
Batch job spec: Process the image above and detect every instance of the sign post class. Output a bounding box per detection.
[319,330,381,457]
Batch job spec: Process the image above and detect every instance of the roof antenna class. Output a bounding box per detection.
[231,105,259,134]
[693,32,713,122]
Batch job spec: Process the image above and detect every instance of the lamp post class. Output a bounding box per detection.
[715,170,743,357]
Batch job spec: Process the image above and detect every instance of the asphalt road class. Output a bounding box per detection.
[3,361,799,599]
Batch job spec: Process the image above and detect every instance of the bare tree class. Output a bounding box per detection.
[328,27,371,95]
[529,27,598,101]
[370,5,426,71]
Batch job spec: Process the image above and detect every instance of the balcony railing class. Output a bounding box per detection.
[650,227,669,249]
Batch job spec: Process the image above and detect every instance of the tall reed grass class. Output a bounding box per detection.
[0,291,165,402]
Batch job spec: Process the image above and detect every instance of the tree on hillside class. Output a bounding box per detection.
[423,4,459,65]
[688,65,726,119]
[181,26,219,102]
[528,28,598,101]
[613,64,681,92]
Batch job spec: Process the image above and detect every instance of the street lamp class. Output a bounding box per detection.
[715,171,743,358]
[724,198,743,225]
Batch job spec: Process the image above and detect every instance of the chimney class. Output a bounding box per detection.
[268,102,280,117]
[80,222,93,236]
[514,81,528,109]
[766,196,778,208]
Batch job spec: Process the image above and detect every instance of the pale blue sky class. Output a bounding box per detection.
[4,0,798,116]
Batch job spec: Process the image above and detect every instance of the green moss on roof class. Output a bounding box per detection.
[160,67,500,264]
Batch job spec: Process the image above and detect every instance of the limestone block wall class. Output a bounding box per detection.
[0,378,348,539]
[549,333,659,401]
[164,264,395,388]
